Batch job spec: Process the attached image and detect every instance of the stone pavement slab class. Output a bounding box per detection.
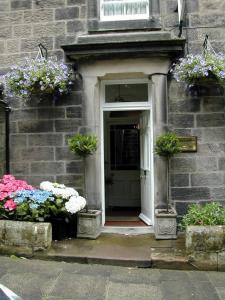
[0,256,224,300]
[36,233,189,269]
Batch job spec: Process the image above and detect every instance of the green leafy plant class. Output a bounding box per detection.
[68,134,97,157]
[155,132,181,212]
[181,202,225,230]
[68,134,98,211]
[155,132,181,157]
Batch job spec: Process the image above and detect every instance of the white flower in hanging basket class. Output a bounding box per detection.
[1,57,73,100]
[172,52,225,87]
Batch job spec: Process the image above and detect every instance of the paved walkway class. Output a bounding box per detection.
[0,256,225,300]
[37,233,188,269]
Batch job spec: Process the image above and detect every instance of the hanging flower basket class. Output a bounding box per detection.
[172,52,225,89]
[1,57,73,101]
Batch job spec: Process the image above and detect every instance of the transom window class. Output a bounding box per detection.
[100,0,149,21]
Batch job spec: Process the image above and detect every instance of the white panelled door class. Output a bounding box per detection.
[139,111,152,225]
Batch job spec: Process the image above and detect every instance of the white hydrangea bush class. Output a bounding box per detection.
[40,181,86,214]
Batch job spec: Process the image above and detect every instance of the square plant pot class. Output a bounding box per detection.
[77,210,101,239]
[154,208,177,240]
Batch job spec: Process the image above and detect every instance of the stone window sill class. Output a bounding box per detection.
[88,18,161,33]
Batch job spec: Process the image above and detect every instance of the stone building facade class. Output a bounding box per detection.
[0,0,225,227]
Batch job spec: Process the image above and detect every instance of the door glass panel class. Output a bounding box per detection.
[105,83,148,103]
[110,124,140,170]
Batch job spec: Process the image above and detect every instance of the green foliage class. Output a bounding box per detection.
[68,134,98,157]
[181,202,225,229]
[155,132,181,157]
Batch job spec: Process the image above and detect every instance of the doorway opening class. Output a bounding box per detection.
[101,79,153,227]
[104,110,152,227]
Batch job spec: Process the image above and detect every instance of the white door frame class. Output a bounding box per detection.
[100,79,154,226]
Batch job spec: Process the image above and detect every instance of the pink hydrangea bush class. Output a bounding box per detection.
[0,174,33,217]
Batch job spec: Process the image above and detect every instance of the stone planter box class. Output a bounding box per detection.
[154,208,177,240]
[185,225,225,271]
[77,210,101,239]
[0,220,52,252]
[186,225,225,254]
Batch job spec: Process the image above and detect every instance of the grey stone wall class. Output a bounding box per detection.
[164,0,225,220]
[0,109,5,176]
[0,0,87,189]
[168,80,225,220]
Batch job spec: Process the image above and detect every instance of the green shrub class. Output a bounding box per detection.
[181,202,225,229]
[155,132,181,157]
[68,134,97,157]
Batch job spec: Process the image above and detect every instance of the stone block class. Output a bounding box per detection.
[211,188,225,199]
[56,174,82,187]
[66,106,82,118]
[191,173,223,187]
[196,144,222,156]
[55,119,81,132]
[87,0,98,18]
[18,120,54,133]
[11,0,31,10]
[189,13,225,27]
[171,157,196,173]
[0,25,12,39]
[169,98,200,113]
[66,161,83,173]
[37,107,65,119]
[199,0,225,11]
[196,113,225,127]
[55,146,78,160]
[186,225,225,253]
[203,128,225,142]
[21,37,54,52]
[0,11,23,25]
[175,201,195,216]
[168,80,187,100]
[173,129,192,136]
[24,9,54,23]
[202,97,225,112]
[28,133,63,146]
[33,22,66,37]
[169,114,194,128]
[67,0,85,4]
[55,7,79,20]
[13,24,32,38]
[218,158,225,170]
[34,0,66,8]
[56,92,83,106]
[11,109,37,121]
[6,39,19,53]
[67,20,85,33]
[80,5,86,18]
[196,157,217,171]
[170,174,189,187]
[186,0,199,12]
[31,162,65,175]
[10,162,29,175]
[10,122,18,134]
[0,220,52,251]
[171,187,210,200]
[23,175,55,186]
[20,147,54,161]
[54,35,76,49]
